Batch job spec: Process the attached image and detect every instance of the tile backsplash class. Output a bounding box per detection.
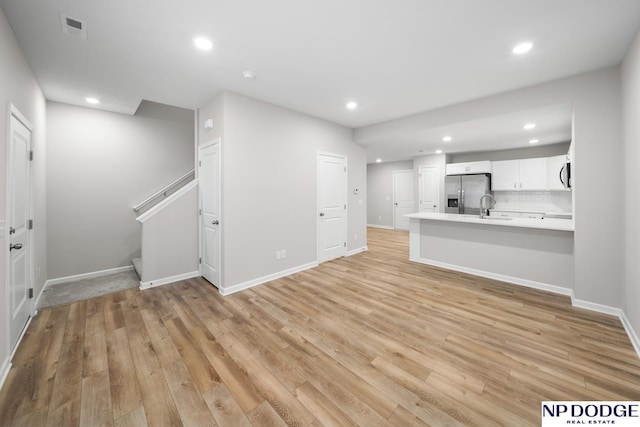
[493,191,572,213]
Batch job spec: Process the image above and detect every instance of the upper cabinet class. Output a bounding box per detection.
[491,160,519,190]
[492,158,548,191]
[445,161,491,176]
[518,158,547,190]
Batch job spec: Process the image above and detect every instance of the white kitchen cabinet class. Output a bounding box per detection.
[518,158,547,190]
[491,160,519,190]
[491,158,546,191]
[546,154,569,190]
[445,161,491,176]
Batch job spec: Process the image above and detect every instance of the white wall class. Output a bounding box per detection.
[418,221,575,290]
[140,185,198,284]
[46,102,194,279]
[198,92,366,290]
[621,29,640,340]
[356,68,624,310]
[0,5,47,379]
[367,160,413,227]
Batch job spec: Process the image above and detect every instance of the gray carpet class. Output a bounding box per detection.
[38,269,140,309]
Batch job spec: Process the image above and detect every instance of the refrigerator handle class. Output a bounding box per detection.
[460,189,464,214]
[559,165,565,186]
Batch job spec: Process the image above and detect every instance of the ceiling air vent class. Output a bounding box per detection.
[60,13,87,39]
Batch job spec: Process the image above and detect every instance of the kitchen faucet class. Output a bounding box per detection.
[479,193,495,219]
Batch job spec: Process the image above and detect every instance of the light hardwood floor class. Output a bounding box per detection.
[1,228,639,426]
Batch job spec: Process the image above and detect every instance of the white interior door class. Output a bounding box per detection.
[7,107,33,352]
[199,139,221,287]
[393,170,414,230]
[317,153,347,263]
[419,166,439,213]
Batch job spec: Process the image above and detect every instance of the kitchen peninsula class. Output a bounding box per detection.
[407,212,575,294]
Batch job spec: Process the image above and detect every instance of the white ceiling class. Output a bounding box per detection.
[364,103,574,163]
[1,0,639,132]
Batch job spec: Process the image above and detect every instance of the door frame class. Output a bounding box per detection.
[197,137,222,288]
[5,103,35,356]
[392,169,414,229]
[418,165,440,213]
[316,151,348,263]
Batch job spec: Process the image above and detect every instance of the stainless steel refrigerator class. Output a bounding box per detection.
[445,174,491,215]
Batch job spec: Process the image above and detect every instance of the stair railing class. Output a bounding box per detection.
[133,169,195,216]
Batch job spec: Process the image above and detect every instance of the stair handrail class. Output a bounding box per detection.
[133,169,195,215]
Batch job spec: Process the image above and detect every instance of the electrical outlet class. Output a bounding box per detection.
[281,250,286,259]
[275,250,280,260]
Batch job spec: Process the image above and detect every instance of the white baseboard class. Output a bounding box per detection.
[220,261,318,296]
[140,271,200,290]
[412,256,640,360]
[571,297,621,317]
[367,224,394,230]
[572,297,640,358]
[412,257,574,296]
[346,246,368,257]
[9,315,33,362]
[0,357,11,391]
[45,265,134,287]
[1,317,35,391]
[1,314,35,389]
[619,311,640,358]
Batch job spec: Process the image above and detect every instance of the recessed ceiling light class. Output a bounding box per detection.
[242,71,256,80]
[346,101,358,110]
[523,123,536,130]
[435,149,443,154]
[194,37,213,51]
[375,158,382,163]
[85,97,100,105]
[513,42,533,55]
[529,139,539,144]
[442,136,452,142]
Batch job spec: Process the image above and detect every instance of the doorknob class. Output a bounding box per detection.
[212,220,219,225]
[319,212,325,217]
[10,243,22,251]
[394,203,398,206]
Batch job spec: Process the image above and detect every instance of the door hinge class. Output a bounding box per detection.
[28,219,33,230]
[199,257,202,264]
[28,288,34,299]
[344,242,346,247]
[344,204,346,209]
[199,160,202,167]
[199,209,202,215]
[344,166,346,172]
[29,151,34,161]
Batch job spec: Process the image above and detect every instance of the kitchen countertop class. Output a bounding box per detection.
[406,212,574,232]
